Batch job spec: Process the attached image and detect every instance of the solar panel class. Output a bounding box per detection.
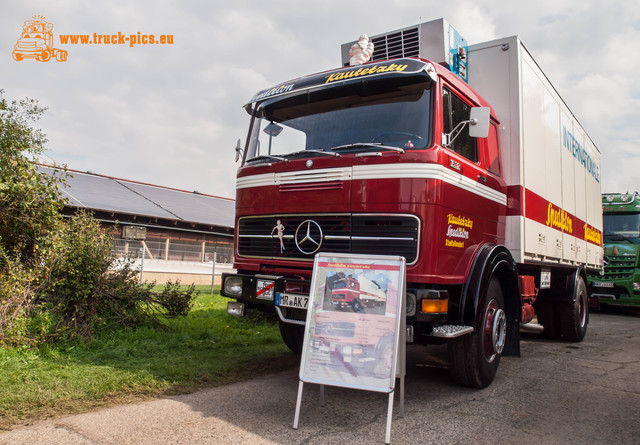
[40,166,234,228]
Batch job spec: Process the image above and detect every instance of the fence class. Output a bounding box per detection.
[111,238,234,287]
[112,237,233,263]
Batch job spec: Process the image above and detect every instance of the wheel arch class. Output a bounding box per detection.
[455,243,521,357]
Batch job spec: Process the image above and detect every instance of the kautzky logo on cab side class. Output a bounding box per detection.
[445,213,473,249]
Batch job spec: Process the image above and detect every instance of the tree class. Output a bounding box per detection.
[0,89,67,267]
[0,90,196,344]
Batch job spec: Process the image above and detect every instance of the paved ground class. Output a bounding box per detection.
[1,308,639,444]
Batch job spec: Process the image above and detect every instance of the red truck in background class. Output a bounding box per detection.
[222,19,603,388]
[330,274,387,312]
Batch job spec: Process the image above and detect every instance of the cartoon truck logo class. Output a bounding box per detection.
[330,274,388,312]
[12,16,68,62]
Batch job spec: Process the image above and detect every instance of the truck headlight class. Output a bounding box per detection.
[227,301,245,317]
[633,282,640,291]
[224,276,243,297]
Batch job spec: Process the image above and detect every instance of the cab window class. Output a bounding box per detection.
[484,122,502,176]
[442,87,477,162]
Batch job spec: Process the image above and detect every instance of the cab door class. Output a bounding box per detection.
[438,84,506,278]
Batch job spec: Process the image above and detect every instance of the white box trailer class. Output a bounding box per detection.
[468,37,603,270]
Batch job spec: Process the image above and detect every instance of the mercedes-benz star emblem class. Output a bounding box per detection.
[295,220,323,254]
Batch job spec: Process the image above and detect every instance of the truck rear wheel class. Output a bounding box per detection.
[278,320,304,354]
[449,277,506,388]
[560,276,588,342]
[38,50,51,62]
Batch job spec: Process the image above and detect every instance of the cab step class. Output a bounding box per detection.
[431,325,474,338]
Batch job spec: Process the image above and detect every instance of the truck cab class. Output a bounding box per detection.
[589,192,640,308]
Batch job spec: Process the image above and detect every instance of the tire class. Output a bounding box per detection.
[560,276,588,342]
[56,50,68,62]
[449,277,506,388]
[278,320,305,354]
[38,50,51,62]
[12,52,23,61]
[351,299,363,312]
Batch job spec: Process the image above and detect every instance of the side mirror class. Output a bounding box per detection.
[469,107,490,138]
[234,139,243,162]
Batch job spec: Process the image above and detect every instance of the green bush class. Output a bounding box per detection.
[0,90,198,345]
[0,256,41,344]
[42,213,198,340]
[0,90,66,344]
[152,281,196,318]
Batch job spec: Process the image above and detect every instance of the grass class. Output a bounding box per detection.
[0,286,297,430]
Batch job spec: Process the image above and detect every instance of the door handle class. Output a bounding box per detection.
[477,174,487,183]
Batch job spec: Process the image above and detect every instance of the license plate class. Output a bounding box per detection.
[256,280,275,300]
[276,292,309,309]
[593,282,614,288]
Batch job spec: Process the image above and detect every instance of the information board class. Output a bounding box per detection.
[298,253,406,393]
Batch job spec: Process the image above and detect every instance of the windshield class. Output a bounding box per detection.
[244,79,433,162]
[603,213,640,242]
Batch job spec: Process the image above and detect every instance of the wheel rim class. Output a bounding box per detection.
[483,299,506,363]
[578,290,587,328]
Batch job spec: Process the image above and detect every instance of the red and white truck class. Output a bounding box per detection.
[222,19,603,388]
[330,274,387,312]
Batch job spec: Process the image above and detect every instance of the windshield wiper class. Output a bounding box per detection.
[607,233,639,244]
[329,142,405,154]
[285,149,341,158]
[246,154,289,164]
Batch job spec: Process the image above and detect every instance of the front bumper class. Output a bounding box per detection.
[589,280,640,307]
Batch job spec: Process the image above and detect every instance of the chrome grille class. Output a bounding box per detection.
[602,255,636,280]
[237,214,419,264]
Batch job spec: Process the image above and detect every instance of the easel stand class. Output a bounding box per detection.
[293,342,405,444]
[292,253,407,444]
[293,286,407,444]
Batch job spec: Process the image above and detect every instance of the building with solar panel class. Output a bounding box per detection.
[40,166,235,284]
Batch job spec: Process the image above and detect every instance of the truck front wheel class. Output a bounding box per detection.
[350,298,363,312]
[448,277,506,388]
[278,320,304,354]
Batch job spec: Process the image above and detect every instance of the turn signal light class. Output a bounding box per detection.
[421,299,448,314]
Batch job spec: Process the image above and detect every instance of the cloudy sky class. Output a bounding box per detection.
[3,0,639,199]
